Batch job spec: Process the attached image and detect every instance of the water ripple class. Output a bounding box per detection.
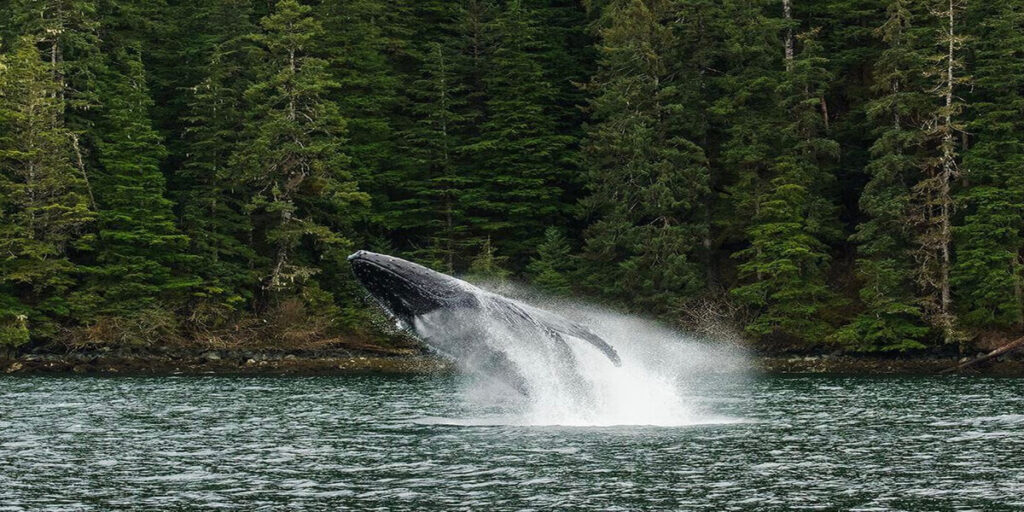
[1,375,1022,511]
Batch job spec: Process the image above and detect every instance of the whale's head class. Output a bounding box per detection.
[348,250,476,323]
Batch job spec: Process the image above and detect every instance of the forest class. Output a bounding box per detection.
[0,0,1022,355]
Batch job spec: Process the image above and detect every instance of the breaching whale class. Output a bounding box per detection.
[348,250,621,392]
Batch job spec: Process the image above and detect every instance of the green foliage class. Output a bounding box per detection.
[528,227,573,296]
[579,0,709,317]
[463,0,576,266]
[232,0,368,300]
[466,237,510,283]
[173,0,258,316]
[75,43,194,319]
[953,1,1024,329]
[725,22,841,343]
[0,38,94,340]
[0,0,1020,353]
[837,0,933,351]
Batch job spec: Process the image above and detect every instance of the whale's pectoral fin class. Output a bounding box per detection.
[486,296,622,367]
[565,325,618,366]
[555,323,622,367]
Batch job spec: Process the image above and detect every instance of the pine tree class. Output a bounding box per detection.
[579,0,709,316]
[953,1,1024,329]
[387,0,488,271]
[0,38,94,344]
[319,0,403,230]
[400,41,470,271]
[912,0,967,344]
[232,0,367,301]
[711,0,789,267]
[836,0,932,350]
[531,0,594,139]
[4,0,105,131]
[466,236,510,283]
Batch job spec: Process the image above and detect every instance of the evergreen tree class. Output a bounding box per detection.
[232,0,367,301]
[466,0,575,267]
[731,29,842,343]
[388,0,490,271]
[1,0,1022,351]
[74,43,193,319]
[579,0,709,316]
[0,38,93,343]
[527,226,573,295]
[912,0,967,344]
[319,0,403,231]
[175,0,258,319]
[4,0,105,131]
[400,41,470,271]
[466,236,510,283]
[711,0,789,268]
[953,1,1024,329]
[836,0,932,350]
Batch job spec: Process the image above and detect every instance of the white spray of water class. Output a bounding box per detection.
[412,285,749,427]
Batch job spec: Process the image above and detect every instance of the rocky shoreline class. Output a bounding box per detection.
[3,350,1023,376]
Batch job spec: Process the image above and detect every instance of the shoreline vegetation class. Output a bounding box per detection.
[4,343,1024,377]
[2,0,1024,361]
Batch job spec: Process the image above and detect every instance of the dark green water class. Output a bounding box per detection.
[1,374,1022,511]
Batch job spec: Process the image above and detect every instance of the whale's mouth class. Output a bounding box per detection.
[348,251,467,321]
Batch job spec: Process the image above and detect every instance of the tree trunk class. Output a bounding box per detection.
[942,335,1024,373]
[783,0,794,71]
[937,0,958,344]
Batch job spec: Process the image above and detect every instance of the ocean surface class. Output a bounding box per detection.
[1,374,1022,511]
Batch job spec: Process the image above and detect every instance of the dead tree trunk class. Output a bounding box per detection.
[942,336,1024,373]
[783,0,794,71]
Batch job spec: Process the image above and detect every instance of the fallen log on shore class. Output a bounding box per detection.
[942,336,1024,374]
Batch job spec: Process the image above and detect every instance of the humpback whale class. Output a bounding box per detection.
[348,251,621,392]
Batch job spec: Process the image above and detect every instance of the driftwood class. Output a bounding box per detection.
[941,336,1024,374]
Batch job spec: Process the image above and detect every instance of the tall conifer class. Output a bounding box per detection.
[837,0,932,350]
[953,1,1024,329]
[232,0,367,302]
[579,0,709,316]
[0,38,93,343]
[76,44,193,318]
[731,29,841,342]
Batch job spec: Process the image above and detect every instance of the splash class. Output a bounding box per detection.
[412,286,748,427]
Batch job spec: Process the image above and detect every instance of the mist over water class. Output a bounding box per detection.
[411,283,748,427]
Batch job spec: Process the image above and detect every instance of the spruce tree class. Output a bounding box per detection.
[5,0,105,132]
[232,0,367,301]
[0,38,93,343]
[466,237,510,283]
[579,0,709,316]
[75,44,193,319]
[912,0,967,344]
[711,0,789,267]
[527,227,573,296]
[836,0,932,350]
[466,0,575,267]
[319,0,402,196]
[389,0,488,271]
[175,0,259,319]
[953,1,1024,329]
[400,41,470,271]
[731,30,842,343]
